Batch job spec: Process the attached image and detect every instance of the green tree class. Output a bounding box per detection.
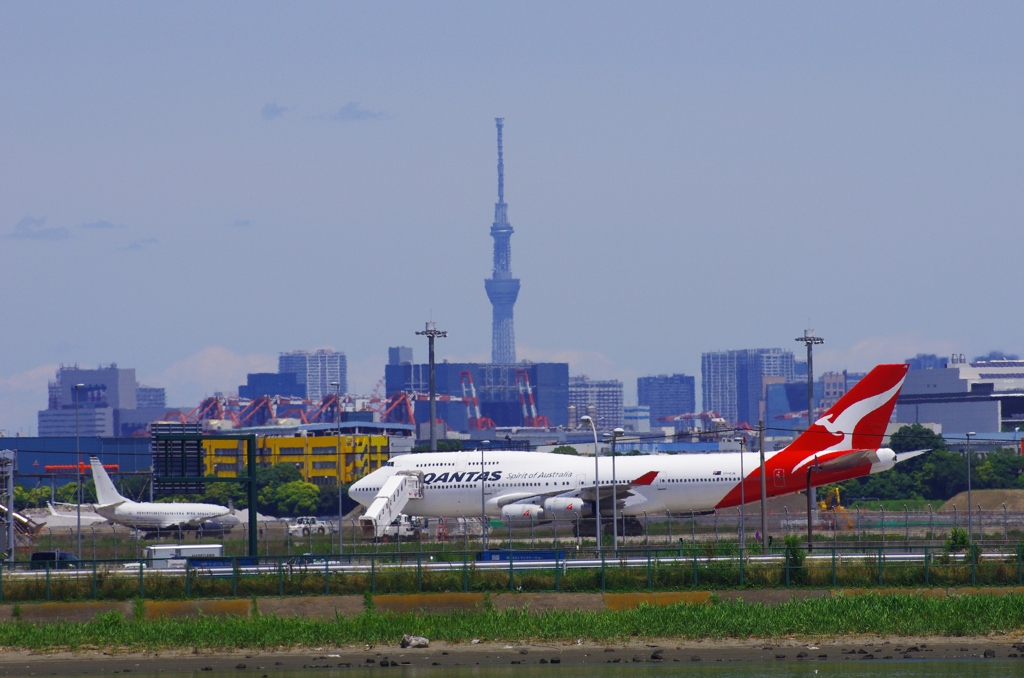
[889,424,946,455]
[318,484,340,515]
[255,463,302,488]
[550,445,578,455]
[202,478,247,509]
[972,448,1024,490]
[838,424,956,502]
[55,480,97,504]
[273,481,321,516]
[14,484,52,510]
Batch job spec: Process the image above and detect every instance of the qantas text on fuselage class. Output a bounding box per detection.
[351,364,923,524]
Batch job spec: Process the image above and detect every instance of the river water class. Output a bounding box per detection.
[109,661,1024,678]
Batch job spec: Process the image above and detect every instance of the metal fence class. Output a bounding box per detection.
[3,541,1022,604]
[16,505,1024,564]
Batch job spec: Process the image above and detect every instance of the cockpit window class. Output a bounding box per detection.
[385,461,395,467]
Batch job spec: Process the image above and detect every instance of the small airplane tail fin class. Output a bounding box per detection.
[787,363,909,455]
[89,457,126,506]
[630,471,659,486]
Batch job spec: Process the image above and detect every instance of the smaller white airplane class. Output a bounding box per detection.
[89,457,231,530]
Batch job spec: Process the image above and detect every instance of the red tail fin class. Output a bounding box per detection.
[786,363,908,455]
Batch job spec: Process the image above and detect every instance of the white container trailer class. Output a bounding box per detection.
[143,544,223,569]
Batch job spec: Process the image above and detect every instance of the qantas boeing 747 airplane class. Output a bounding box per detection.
[350,363,921,529]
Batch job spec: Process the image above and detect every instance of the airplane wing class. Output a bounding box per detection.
[180,510,231,528]
[578,470,660,502]
[495,471,659,508]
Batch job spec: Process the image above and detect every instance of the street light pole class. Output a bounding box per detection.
[966,431,975,542]
[759,419,768,554]
[480,440,490,549]
[581,415,601,550]
[416,322,447,453]
[739,435,745,550]
[74,383,84,560]
[796,329,824,509]
[331,381,343,555]
[610,427,623,553]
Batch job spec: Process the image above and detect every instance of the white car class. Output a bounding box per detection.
[288,516,335,537]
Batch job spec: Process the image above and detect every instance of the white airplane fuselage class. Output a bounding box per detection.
[352,363,916,524]
[349,448,899,519]
[94,500,230,529]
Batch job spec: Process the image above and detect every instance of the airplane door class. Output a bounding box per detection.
[483,459,496,498]
[455,453,469,474]
[773,469,785,488]
[576,474,587,490]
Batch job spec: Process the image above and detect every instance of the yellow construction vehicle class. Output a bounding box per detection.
[819,487,855,530]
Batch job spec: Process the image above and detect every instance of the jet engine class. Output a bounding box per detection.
[198,520,229,534]
[542,497,591,520]
[500,504,546,526]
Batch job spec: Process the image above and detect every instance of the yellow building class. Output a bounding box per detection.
[202,433,389,486]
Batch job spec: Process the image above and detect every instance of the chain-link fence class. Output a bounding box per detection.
[15,505,1024,564]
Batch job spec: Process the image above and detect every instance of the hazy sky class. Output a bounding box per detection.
[2,3,1022,434]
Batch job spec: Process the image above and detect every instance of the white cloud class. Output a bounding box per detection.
[151,347,276,407]
[0,364,58,435]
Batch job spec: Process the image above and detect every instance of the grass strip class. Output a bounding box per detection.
[3,594,1024,651]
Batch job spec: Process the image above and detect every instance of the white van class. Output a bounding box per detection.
[143,544,224,569]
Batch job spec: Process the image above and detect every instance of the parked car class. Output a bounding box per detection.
[30,550,79,570]
[288,516,335,537]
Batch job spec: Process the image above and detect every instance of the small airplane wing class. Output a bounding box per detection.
[791,448,884,474]
[894,449,930,464]
[180,510,232,528]
[795,448,931,474]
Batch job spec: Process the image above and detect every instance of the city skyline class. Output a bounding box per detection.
[2,4,1022,433]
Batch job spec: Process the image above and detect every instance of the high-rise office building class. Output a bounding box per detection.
[388,346,413,366]
[278,349,347,400]
[637,374,696,425]
[569,375,624,428]
[820,371,848,410]
[623,405,651,433]
[238,372,304,399]
[38,364,173,436]
[135,385,166,409]
[702,349,796,425]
